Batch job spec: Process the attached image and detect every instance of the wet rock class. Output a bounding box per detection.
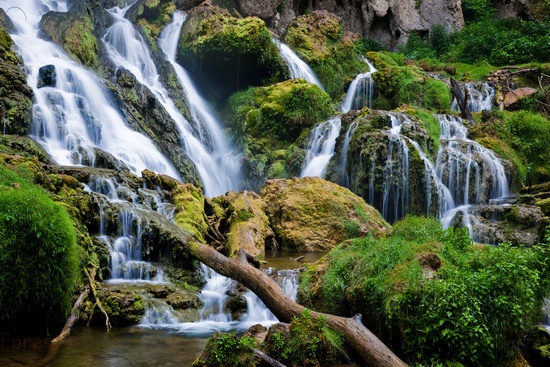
[37,65,57,88]
[0,26,33,134]
[260,176,389,251]
[504,87,538,110]
[166,292,203,309]
[90,285,146,326]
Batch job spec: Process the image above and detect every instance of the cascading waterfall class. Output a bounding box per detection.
[1,0,179,179]
[341,57,377,113]
[338,121,359,188]
[103,5,239,197]
[436,114,509,238]
[274,39,325,91]
[451,82,495,112]
[300,116,342,178]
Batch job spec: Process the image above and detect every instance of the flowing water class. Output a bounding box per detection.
[1,0,179,179]
[103,6,239,196]
[451,82,495,112]
[274,39,325,91]
[300,116,342,178]
[341,57,377,113]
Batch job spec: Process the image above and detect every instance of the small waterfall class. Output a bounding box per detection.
[341,57,377,113]
[1,0,179,179]
[451,82,495,112]
[338,121,359,188]
[435,114,510,239]
[300,116,342,178]
[274,39,325,91]
[103,5,238,196]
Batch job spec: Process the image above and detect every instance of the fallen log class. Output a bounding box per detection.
[253,349,287,367]
[191,243,407,367]
[450,78,472,120]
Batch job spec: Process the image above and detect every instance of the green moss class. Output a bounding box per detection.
[172,184,209,243]
[62,17,98,68]
[414,109,441,153]
[300,215,550,366]
[0,165,79,333]
[135,0,176,50]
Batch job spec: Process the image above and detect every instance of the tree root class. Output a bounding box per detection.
[83,267,111,330]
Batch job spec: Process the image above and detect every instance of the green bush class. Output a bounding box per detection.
[461,0,495,23]
[300,216,550,366]
[0,166,79,334]
[193,332,256,367]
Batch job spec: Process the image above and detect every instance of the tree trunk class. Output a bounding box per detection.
[191,243,407,367]
[450,77,472,120]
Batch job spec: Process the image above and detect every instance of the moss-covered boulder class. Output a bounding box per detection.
[0,26,33,135]
[260,177,389,251]
[126,0,176,50]
[172,183,210,243]
[283,10,366,99]
[367,51,452,111]
[40,9,99,69]
[177,4,286,103]
[216,190,273,258]
[89,285,146,326]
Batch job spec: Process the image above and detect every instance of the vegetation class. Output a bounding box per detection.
[299,216,550,366]
[192,332,257,367]
[0,166,79,334]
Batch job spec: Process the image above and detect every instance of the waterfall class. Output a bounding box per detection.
[103,5,239,197]
[1,0,179,179]
[300,116,342,178]
[338,121,359,188]
[341,57,377,113]
[451,82,495,112]
[435,114,510,238]
[274,39,325,91]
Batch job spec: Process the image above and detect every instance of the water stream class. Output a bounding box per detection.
[341,57,377,113]
[451,82,495,112]
[274,39,325,91]
[300,116,342,178]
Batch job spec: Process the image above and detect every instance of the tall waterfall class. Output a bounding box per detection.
[451,82,495,112]
[338,121,359,188]
[341,57,377,113]
[1,0,179,179]
[274,39,325,91]
[103,5,239,197]
[300,116,342,178]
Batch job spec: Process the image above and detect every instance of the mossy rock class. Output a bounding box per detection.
[40,11,99,69]
[260,177,389,251]
[283,10,366,99]
[127,0,176,49]
[0,26,33,135]
[92,285,146,326]
[172,183,209,243]
[222,190,273,258]
[177,4,286,103]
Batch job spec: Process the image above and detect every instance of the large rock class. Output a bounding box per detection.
[504,87,538,110]
[0,26,33,135]
[260,177,389,251]
[235,0,464,49]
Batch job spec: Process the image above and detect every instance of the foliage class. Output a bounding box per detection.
[0,166,79,334]
[461,0,494,23]
[193,332,256,367]
[299,215,550,366]
[414,110,441,153]
[268,309,345,366]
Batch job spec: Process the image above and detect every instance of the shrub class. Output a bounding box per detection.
[193,332,256,367]
[300,216,550,365]
[461,0,495,23]
[0,166,79,334]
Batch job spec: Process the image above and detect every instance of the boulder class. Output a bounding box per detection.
[260,177,389,251]
[504,87,538,110]
[37,64,57,88]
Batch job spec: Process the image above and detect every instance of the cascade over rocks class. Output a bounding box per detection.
[260,176,389,251]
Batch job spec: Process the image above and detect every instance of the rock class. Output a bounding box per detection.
[166,292,204,309]
[260,177,389,251]
[0,9,16,32]
[37,64,57,88]
[91,285,146,326]
[0,26,33,134]
[176,4,286,103]
[504,87,538,109]
[172,183,210,243]
[222,191,274,258]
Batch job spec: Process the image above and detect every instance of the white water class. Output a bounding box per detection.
[338,121,359,188]
[1,0,179,179]
[103,6,239,197]
[451,82,495,112]
[300,116,342,178]
[341,57,377,113]
[436,115,509,236]
[274,39,325,91]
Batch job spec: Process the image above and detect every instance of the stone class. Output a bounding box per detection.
[37,64,57,88]
[260,177,389,251]
[504,87,538,109]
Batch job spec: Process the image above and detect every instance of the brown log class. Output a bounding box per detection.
[192,244,407,367]
[450,78,472,120]
[253,349,287,367]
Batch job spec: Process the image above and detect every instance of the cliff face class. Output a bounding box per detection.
[235,0,465,49]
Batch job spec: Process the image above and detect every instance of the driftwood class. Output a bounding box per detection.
[196,244,407,367]
[83,267,111,330]
[253,349,287,367]
[450,78,472,120]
